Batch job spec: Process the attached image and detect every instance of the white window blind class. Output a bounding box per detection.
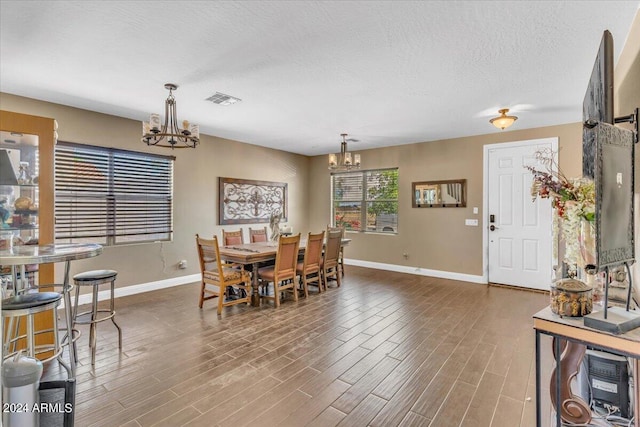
[331,168,398,233]
[55,142,174,245]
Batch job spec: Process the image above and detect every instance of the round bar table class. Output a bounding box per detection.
[0,243,103,376]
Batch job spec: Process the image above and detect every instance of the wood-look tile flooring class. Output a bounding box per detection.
[45,266,555,427]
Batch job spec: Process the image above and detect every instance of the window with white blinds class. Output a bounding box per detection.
[55,142,174,245]
[331,168,398,233]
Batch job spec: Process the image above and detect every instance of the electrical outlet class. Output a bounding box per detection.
[178,260,187,269]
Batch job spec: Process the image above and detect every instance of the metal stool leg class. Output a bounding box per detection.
[62,261,76,375]
[71,282,81,363]
[11,317,22,354]
[26,314,35,357]
[4,316,17,354]
[110,279,122,350]
[53,307,72,378]
[62,297,76,375]
[90,285,98,365]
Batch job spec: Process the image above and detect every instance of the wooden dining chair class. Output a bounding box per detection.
[296,230,325,297]
[328,225,346,277]
[222,229,244,246]
[322,229,343,289]
[257,233,301,307]
[249,226,268,243]
[195,234,251,315]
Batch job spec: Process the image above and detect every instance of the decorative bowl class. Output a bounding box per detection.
[550,278,593,317]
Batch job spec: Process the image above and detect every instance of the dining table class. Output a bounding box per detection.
[218,238,350,306]
[0,242,103,375]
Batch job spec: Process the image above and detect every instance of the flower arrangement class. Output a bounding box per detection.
[526,148,595,272]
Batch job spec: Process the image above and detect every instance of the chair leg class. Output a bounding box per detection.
[336,266,342,287]
[217,285,225,315]
[274,282,280,308]
[199,280,205,308]
[292,277,299,302]
[302,275,309,299]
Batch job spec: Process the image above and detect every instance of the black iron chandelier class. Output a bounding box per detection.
[142,83,199,149]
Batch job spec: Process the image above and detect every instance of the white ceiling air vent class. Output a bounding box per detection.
[206,92,242,106]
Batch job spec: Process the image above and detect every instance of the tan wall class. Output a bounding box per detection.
[0,93,310,288]
[308,14,640,280]
[308,123,582,277]
[3,12,637,286]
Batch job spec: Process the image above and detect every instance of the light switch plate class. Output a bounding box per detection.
[473,207,478,214]
[465,219,479,226]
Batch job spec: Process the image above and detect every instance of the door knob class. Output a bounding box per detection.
[490,225,498,231]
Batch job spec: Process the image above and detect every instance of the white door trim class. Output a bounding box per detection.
[482,137,559,284]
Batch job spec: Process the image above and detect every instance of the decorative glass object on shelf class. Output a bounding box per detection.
[550,278,594,317]
[527,148,596,276]
[0,130,40,287]
[527,148,609,318]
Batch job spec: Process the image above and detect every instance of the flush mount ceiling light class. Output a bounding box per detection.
[328,133,361,171]
[490,108,518,130]
[142,83,199,149]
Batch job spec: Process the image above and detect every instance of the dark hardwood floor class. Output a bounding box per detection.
[45,266,554,426]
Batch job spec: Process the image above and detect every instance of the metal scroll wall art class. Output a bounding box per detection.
[218,177,287,225]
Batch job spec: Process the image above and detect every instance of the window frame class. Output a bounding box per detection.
[331,167,399,234]
[54,141,175,246]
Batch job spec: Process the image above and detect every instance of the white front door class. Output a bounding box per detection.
[486,139,556,290]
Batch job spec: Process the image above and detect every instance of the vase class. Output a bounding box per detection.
[579,219,596,269]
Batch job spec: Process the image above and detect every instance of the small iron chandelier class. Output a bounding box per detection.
[328,133,361,171]
[489,108,518,130]
[142,83,199,149]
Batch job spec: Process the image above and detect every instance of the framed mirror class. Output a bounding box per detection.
[412,179,466,208]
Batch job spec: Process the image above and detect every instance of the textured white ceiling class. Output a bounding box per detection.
[1,1,638,155]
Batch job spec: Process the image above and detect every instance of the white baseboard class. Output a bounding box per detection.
[344,259,486,284]
[61,260,484,309]
[61,273,201,308]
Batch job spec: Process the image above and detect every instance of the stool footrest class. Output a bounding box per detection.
[74,309,117,324]
[60,328,82,346]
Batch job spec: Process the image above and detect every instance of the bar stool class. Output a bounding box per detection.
[1,292,72,377]
[72,270,122,366]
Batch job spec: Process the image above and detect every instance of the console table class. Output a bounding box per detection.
[533,307,640,427]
